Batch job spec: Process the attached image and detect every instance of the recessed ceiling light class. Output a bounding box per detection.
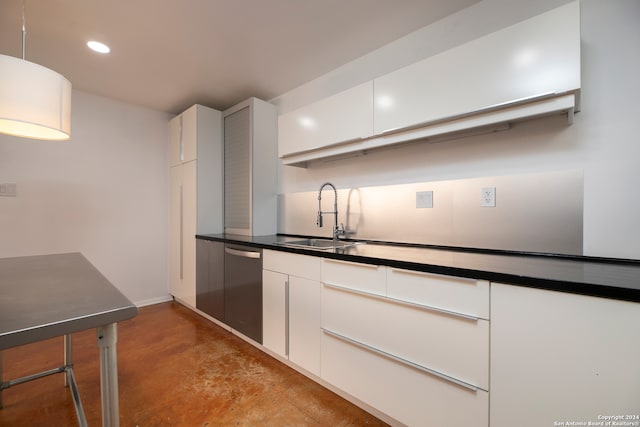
[87,41,110,54]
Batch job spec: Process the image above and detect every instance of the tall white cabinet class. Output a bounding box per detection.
[169,104,222,307]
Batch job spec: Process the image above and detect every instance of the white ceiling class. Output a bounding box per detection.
[0,0,479,114]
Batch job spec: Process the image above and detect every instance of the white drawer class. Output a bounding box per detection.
[321,331,489,427]
[263,249,321,281]
[387,268,490,319]
[322,284,489,390]
[321,258,386,295]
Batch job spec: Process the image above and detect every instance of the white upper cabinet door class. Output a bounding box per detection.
[180,105,198,163]
[373,1,580,135]
[278,82,373,157]
[169,105,199,166]
[169,114,182,167]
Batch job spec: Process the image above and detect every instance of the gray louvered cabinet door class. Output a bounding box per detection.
[223,98,277,236]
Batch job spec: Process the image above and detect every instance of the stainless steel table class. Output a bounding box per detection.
[0,253,138,427]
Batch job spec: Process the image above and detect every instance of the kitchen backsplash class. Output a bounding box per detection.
[278,169,583,255]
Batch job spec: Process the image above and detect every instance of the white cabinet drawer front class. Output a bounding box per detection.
[263,249,321,281]
[388,268,490,319]
[321,258,386,295]
[321,332,489,427]
[322,284,489,390]
[278,82,373,157]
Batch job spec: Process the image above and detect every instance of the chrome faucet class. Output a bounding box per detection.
[317,182,345,241]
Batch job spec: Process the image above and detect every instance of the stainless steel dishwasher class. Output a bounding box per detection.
[224,244,263,343]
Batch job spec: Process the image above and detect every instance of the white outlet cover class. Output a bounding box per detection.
[0,183,17,197]
[481,187,496,207]
[416,190,433,208]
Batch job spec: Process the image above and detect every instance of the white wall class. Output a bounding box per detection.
[0,90,171,305]
[271,0,640,260]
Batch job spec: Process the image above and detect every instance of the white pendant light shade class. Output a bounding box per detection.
[0,53,72,140]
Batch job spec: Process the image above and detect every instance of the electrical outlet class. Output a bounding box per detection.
[0,183,16,197]
[416,191,433,208]
[481,187,496,207]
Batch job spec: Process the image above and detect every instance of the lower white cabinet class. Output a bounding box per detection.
[490,283,640,427]
[262,250,321,376]
[322,283,489,391]
[321,331,489,427]
[262,269,287,357]
[288,276,321,374]
[219,246,640,427]
[320,265,489,426]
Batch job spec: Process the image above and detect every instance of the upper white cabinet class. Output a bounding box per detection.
[278,82,373,158]
[279,1,580,167]
[169,105,222,307]
[224,98,277,236]
[169,104,199,167]
[373,1,580,135]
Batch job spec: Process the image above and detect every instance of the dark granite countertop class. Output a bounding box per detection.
[196,233,640,303]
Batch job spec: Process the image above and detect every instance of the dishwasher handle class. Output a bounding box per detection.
[225,247,262,259]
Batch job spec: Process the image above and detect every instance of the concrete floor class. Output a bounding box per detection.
[0,301,389,426]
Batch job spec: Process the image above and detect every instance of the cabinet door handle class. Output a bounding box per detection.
[225,247,261,259]
[323,258,379,269]
[322,328,479,392]
[179,115,184,162]
[379,91,556,136]
[285,279,290,357]
[179,183,184,280]
[389,267,475,285]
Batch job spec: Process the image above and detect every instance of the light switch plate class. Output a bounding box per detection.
[416,191,433,208]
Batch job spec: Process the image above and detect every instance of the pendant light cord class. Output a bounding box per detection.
[21,0,26,60]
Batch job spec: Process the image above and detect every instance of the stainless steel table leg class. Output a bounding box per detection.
[64,334,72,387]
[97,323,119,427]
[0,351,3,409]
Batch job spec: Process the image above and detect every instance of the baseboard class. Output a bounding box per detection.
[134,295,173,307]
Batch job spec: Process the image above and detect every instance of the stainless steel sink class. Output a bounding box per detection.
[278,238,361,250]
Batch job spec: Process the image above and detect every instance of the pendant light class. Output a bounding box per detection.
[0,1,72,140]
